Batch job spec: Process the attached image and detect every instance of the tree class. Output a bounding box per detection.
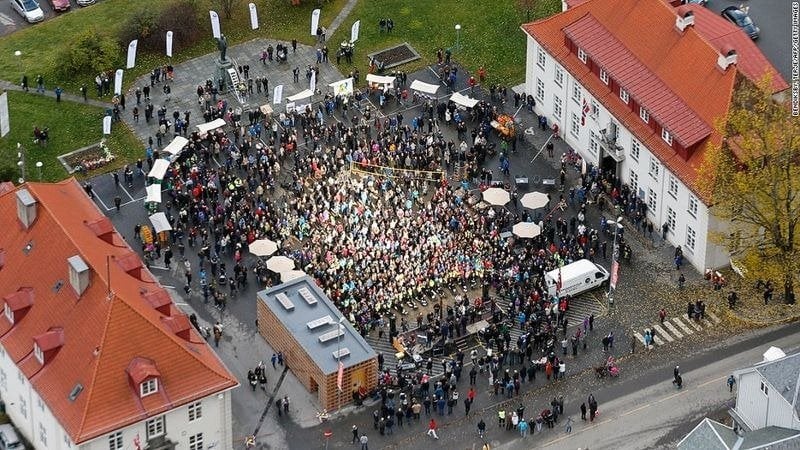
[217,0,239,19]
[57,28,121,78]
[699,77,800,304]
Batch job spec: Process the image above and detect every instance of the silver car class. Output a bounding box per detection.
[9,0,44,23]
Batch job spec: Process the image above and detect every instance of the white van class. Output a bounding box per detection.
[0,424,23,450]
[545,259,610,298]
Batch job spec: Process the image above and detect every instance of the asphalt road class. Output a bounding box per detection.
[0,0,100,37]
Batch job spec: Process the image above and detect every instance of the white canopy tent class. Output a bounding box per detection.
[162,136,188,157]
[280,269,307,283]
[148,159,170,180]
[196,118,226,134]
[409,80,439,95]
[287,89,314,102]
[366,73,395,87]
[148,212,172,233]
[145,184,162,203]
[450,92,479,108]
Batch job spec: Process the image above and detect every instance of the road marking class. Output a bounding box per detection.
[652,324,674,342]
[685,317,703,331]
[672,317,694,335]
[93,194,112,212]
[119,183,136,202]
[149,265,169,270]
[662,320,684,339]
[707,311,721,324]
[634,332,646,345]
[653,333,665,346]
[0,13,15,26]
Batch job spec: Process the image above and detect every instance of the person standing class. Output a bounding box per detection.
[36,74,44,93]
[54,86,63,102]
[351,425,359,444]
[588,394,598,422]
[727,375,736,393]
[359,433,368,450]
[426,418,439,439]
[213,321,223,347]
[659,308,667,324]
[580,402,587,420]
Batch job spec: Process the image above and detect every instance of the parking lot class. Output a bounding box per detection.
[0,0,102,37]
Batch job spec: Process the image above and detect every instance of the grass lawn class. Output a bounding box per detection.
[329,0,561,86]
[0,0,348,94]
[0,91,142,182]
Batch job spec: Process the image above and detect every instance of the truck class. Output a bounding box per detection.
[545,259,610,298]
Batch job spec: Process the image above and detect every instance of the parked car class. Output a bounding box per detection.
[0,424,23,450]
[721,6,760,39]
[9,0,44,23]
[48,0,69,12]
[76,0,95,5]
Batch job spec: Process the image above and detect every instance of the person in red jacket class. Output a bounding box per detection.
[426,418,439,439]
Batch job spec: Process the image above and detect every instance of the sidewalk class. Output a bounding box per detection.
[0,79,113,109]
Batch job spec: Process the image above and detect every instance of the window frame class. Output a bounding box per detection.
[688,195,698,218]
[38,423,47,447]
[639,107,650,123]
[619,88,629,104]
[189,433,204,450]
[686,226,696,251]
[554,66,564,87]
[188,401,203,422]
[589,131,599,156]
[34,342,44,364]
[668,175,678,199]
[108,432,123,450]
[630,139,640,161]
[590,100,599,119]
[140,378,158,397]
[649,157,661,180]
[600,69,609,85]
[570,112,580,137]
[535,78,545,102]
[537,48,546,69]
[648,188,658,216]
[553,95,563,120]
[577,48,587,63]
[666,207,677,234]
[629,170,639,194]
[662,128,673,145]
[572,82,581,104]
[146,416,166,440]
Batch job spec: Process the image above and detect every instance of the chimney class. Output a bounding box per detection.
[15,189,37,229]
[675,7,695,32]
[562,0,569,12]
[67,255,91,297]
[717,46,737,71]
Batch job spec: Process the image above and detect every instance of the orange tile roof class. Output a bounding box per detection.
[0,179,238,444]
[522,0,737,200]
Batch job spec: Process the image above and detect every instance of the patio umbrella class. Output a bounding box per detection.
[249,239,278,257]
[482,187,510,206]
[520,191,549,210]
[512,222,541,239]
[266,255,295,273]
[280,269,307,283]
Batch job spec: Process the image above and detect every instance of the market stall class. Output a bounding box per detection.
[366,73,395,91]
[450,92,479,108]
[196,118,226,135]
[162,136,188,159]
[147,159,170,181]
[409,80,439,96]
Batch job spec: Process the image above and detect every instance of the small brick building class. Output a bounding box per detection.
[257,276,378,411]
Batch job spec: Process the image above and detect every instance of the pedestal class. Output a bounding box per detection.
[216,58,234,90]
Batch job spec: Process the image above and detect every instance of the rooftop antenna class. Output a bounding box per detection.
[106,255,113,300]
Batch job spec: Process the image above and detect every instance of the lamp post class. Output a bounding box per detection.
[455,24,462,51]
[17,143,25,184]
[607,216,623,307]
[36,161,43,181]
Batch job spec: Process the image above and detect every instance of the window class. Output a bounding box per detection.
[590,100,599,118]
[630,139,640,161]
[577,48,587,63]
[37,396,44,412]
[0,368,6,391]
[19,395,27,418]
[146,416,165,439]
[649,157,661,179]
[686,226,696,251]
[3,303,12,324]
[38,423,47,447]
[688,195,698,217]
[760,381,769,395]
[189,433,204,450]
[536,78,545,102]
[553,96,562,119]
[63,432,72,448]
[662,128,673,146]
[188,401,203,421]
[640,107,650,123]
[140,378,158,397]
[666,207,677,234]
[620,88,629,104]
[589,131,599,156]
[108,432,123,450]
[570,113,580,137]
[668,175,678,199]
[34,342,43,364]
[629,170,639,194]
[537,48,546,68]
[648,188,658,215]
[554,67,564,87]
[572,82,581,103]
[17,369,24,384]
[600,69,609,85]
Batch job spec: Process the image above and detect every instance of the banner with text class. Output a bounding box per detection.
[0,92,9,138]
[273,85,284,104]
[310,9,321,36]
[351,20,360,43]
[126,40,138,69]
[329,78,354,96]
[114,69,123,95]
[309,70,316,93]
[166,31,173,57]
[249,3,258,29]
[103,115,112,135]
[210,10,221,38]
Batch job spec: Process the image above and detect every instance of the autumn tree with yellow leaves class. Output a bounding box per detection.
[699,78,800,304]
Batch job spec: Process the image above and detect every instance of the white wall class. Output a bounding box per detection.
[735,370,800,431]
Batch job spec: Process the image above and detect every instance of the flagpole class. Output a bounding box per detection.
[607,216,622,307]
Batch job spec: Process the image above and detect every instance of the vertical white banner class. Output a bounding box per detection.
[350,20,360,43]
[0,91,9,138]
[126,40,138,69]
[249,3,258,30]
[210,10,221,39]
[310,71,316,93]
[166,31,173,57]
[102,116,112,135]
[273,85,283,104]
[310,9,321,36]
[114,69,123,96]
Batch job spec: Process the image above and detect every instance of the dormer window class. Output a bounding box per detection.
[34,342,44,364]
[662,128,673,146]
[600,70,609,85]
[3,303,12,324]
[620,89,629,104]
[640,107,650,123]
[140,378,158,397]
[577,48,587,63]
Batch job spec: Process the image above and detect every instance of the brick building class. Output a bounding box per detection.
[256,277,378,411]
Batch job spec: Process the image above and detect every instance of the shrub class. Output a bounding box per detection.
[117,7,159,51]
[56,27,121,78]
[117,1,201,54]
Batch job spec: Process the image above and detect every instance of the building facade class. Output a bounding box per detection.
[731,350,800,432]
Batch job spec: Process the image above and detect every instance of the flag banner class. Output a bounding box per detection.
[114,69,123,95]
[0,92,9,138]
[329,78,354,96]
[210,10,221,38]
[351,20,360,43]
[249,3,258,30]
[126,40,138,69]
[102,115,112,135]
[311,9,321,36]
[166,31,173,57]
[581,98,589,126]
[310,70,316,93]
[273,84,283,104]
[610,260,619,290]
[337,361,344,391]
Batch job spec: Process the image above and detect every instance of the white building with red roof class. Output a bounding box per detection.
[522,0,787,271]
[0,179,239,449]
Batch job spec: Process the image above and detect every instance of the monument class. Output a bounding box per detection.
[215,35,234,90]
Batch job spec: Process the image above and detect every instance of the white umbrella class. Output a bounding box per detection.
[280,269,306,282]
[482,187,510,206]
[520,191,549,210]
[512,222,541,239]
[148,212,172,233]
[266,255,295,273]
[249,239,278,257]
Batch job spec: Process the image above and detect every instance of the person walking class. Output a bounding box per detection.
[659,308,667,324]
[212,321,223,347]
[519,417,529,437]
[352,425,359,444]
[727,375,736,393]
[588,394,598,422]
[565,416,574,433]
[426,418,439,439]
[477,418,486,438]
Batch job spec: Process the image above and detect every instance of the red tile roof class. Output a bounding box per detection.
[522,0,738,200]
[0,179,238,444]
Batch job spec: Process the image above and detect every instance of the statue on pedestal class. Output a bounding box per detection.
[216,34,228,62]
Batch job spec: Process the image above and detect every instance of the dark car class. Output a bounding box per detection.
[721,6,760,40]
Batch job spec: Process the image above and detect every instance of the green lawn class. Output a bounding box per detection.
[329,0,561,86]
[0,91,142,182]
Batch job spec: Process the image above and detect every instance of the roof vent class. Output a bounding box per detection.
[319,327,345,343]
[717,46,737,71]
[298,287,318,306]
[15,189,37,229]
[675,7,694,32]
[67,255,91,297]
[276,292,295,311]
[68,383,84,402]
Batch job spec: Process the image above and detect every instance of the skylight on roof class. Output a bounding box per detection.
[52,280,64,293]
[307,315,333,330]
[276,293,294,311]
[318,328,345,343]
[332,348,351,359]
[298,287,317,306]
[68,383,83,402]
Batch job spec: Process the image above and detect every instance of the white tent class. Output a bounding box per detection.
[329,78,354,96]
[512,222,541,239]
[196,118,226,134]
[366,73,395,86]
[763,346,786,362]
[450,92,479,108]
[162,136,188,156]
[145,184,162,203]
[280,269,307,283]
[148,212,172,233]
[410,80,439,95]
[287,89,314,102]
[148,159,170,180]
[482,187,510,206]
[266,255,295,273]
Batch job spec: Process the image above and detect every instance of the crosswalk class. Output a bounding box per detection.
[505,293,608,345]
[634,312,721,347]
